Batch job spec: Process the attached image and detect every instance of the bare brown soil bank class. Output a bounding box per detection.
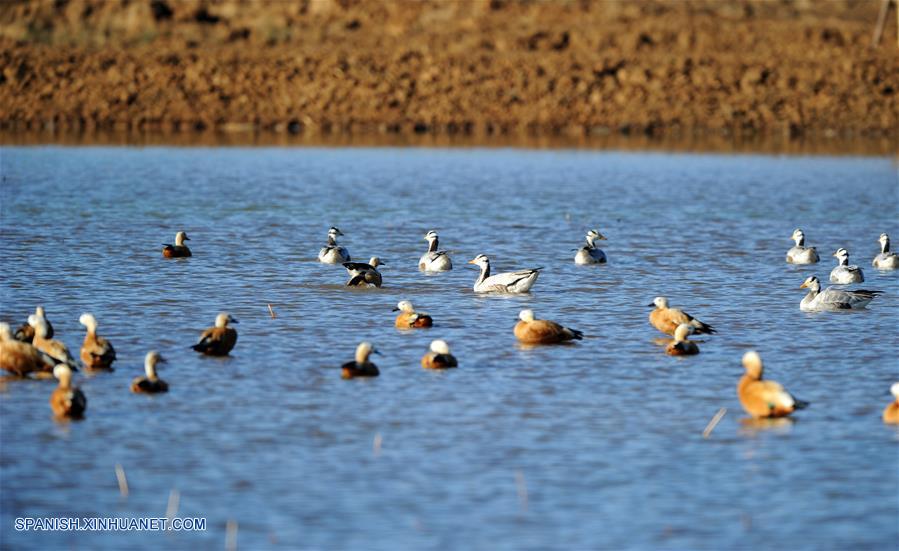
[1,0,897,140]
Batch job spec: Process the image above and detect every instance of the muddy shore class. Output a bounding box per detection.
[1,0,897,142]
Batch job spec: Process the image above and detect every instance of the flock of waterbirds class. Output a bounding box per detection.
[1,226,897,425]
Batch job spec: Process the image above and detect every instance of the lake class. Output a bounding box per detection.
[1,146,897,549]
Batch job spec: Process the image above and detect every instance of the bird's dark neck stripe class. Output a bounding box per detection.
[428,237,438,253]
[479,261,490,282]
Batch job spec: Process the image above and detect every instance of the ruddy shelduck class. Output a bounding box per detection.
[514,309,583,344]
[341,342,380,379]
[162,231,191,258]
[192,313,238,356]
[79,313,117,369]
[14,305,53,343]
[737,351,808,419]
[0,322,56,376]
[648,297,716,336]
[883,383,899,424]
[665,324,699,356]
[131,351,169,394]
[421,340,458,369]
[29,315,79,368]
[49,364,86,419]
[393,300,433,328]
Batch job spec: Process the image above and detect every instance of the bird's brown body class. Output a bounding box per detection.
[193,326,238,356]
[0,339,56,376]
[395,312,433,328]
[884,401,899,424]
[80,331,116,369]
[341,361,380,379]
[50,377,86,419]
[421,352,457,369]
[649,307,715,337]
[514,319,582,344]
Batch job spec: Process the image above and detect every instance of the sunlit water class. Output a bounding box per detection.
[1,147,897,550]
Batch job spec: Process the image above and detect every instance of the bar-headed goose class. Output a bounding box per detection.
[873,233,899,270]
[0,322,56,377]
[574,229,607,265]
[341,342,380,379]
[162,231,191,258]
[514,309,583,344]
[648,297,716,336]
[799,276,881,311]
[192,313,238,356]
[665,324,699,355]
[79,313,117,370]
[131,351,169,393]
[737,351,808,418]
[785,228,819,264]
[343,257,384,287]
[393,300,433,328]
[49,365,87,419]
[421,340,458,369]
[318,227,350,264]
[419,230,452,272]
[468,255,542,294]
[830,248,864,284]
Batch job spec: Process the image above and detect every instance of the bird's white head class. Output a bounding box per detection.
[791,228,805,245]
[892,382,899,399]
[430,340,450,355]
[79,313,98,333]
[467,254,489,267]
[175,231,190,246]
[799,275,820,292]
[652,296,669,309]
[586,229,607,241]
[519,309,536,322]
[742,350,763,378]
[215,313,237,328]
[35,305,45,317]
[27,315,49,338]
[395,300,414,313]
[425,230,439,241]
[355,341,377,363]
[369,257,382,268]
[328,227,344,238]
